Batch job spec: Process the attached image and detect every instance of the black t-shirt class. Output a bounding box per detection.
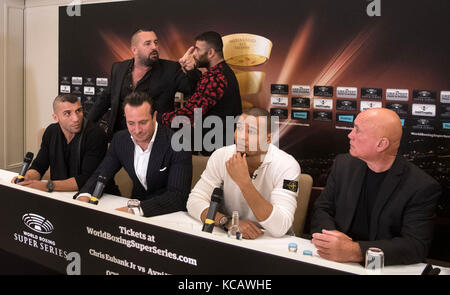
[349,168,388,241]
[30,121,108,189]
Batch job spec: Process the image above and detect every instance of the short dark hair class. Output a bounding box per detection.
[123,92,155,115]
[131,28,156,46]
[53,94,80,111]
[195,31,223,57]
[243,107,272,133]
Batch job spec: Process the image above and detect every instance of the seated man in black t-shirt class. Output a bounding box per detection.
[11,94,113,193]
[310,108,441,265]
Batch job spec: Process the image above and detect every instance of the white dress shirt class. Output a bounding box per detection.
[131,122,158,191]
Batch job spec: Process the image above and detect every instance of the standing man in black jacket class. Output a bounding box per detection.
[311,108,441,265]
[87,29,200,140]
[77,92,192,217]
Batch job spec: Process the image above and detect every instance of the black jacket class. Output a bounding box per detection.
[88,58,199,138]
[311,153,441,265]
[30,120,108,189]
[80,124,192,217]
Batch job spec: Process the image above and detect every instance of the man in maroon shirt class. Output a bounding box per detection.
[162,31,242,155]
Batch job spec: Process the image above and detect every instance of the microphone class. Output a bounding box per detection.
[421,263,441,275]
[89,175,107,205]
[14,152,34,184]
[202,187,224,233]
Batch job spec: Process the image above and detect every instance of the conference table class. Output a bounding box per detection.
[0,169,448,275]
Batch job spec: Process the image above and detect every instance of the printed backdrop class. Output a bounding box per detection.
[59,0,450,233]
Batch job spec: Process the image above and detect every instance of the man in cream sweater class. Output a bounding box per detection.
[187,107,301,239]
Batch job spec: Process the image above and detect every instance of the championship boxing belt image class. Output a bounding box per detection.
[232,67,266,96]
[223,33,272,99]
[222,33,272,67]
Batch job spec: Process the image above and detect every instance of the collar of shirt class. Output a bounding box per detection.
[128,58,153,88]
[249,143,275,167]
[231,143,274,175]
[130,122,158,190]
[202,61,224,77]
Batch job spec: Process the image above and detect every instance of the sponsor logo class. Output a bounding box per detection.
[412,104,436,117]
[439,105,450,119]
[84,77,95,86]
[386,89,409,101]
[270,96,289,107]
[60,76,71,85]
[84,86,95,95]
[14,213,71,269]
[291,97,310,108]
[22,213,54,234]
[313,111,332,121]
[72,86,82,94]
[313,86,333,97]
[291,110,309,120]
[71,77,83,85]
[336,100,357,111]
[441,91,450,104]
[336,87,357,99]
[291,85,310,96]
[60,85,71,94]
[269,108,288,119]
[411,118,437,132]
[313,98,333,110]
[413,90,436,103]
[96,78,108,87]
[360,101,382,111]
[361,87,382,99]
[337,114,355,123]
[270,84,289,95]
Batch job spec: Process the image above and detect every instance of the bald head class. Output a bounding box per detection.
[348,108,403,171]
[360,108,402,152]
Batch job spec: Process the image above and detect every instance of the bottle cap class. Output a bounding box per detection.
[288,243,298,252]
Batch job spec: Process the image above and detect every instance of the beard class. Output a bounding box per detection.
[138,50,159,67]
[194,52,210,68]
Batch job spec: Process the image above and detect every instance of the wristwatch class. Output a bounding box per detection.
[127,199,144,216]
[219,215,230,232]
[46,180,54,193]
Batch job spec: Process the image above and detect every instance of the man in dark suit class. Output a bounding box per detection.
[311,108,441,265]
[11,94,109,193]
[87,29,200,140]
[77,92,192,217]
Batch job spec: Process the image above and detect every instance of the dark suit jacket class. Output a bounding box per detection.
[80,124,192,217]
[88,58,199,138]
[311,153,441,265]
[30,120,108,189]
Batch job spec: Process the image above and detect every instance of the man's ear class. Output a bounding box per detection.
[131,45,137,56]
[52,113,58,123]
[208,47,215,59]
[376,137,390,152]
